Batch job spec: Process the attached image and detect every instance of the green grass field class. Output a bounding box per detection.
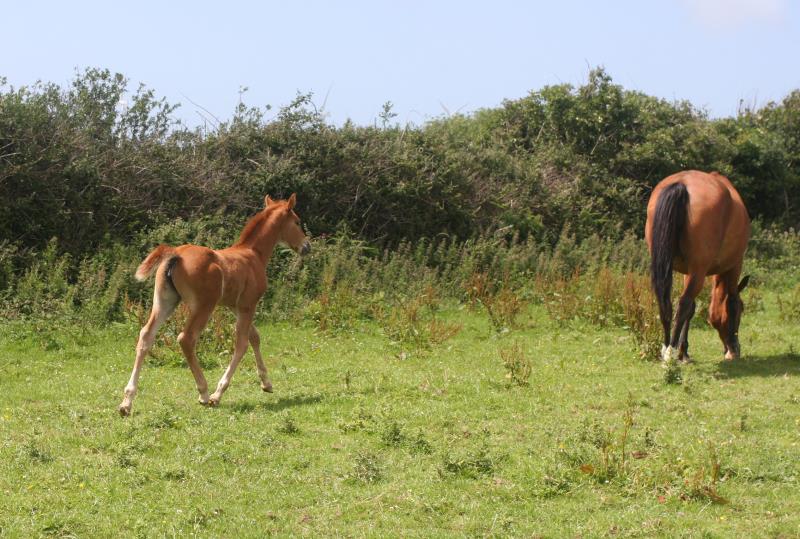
[1,294,799,538]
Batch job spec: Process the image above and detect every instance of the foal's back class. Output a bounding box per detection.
[169,244,266,309]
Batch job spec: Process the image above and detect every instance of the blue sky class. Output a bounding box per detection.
[2,0,798,127]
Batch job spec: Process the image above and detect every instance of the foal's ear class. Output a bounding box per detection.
[265,195,275,208]
[738,275,750,292]
[287,193,297,210]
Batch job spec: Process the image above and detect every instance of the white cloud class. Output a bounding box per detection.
[681,0,786,29]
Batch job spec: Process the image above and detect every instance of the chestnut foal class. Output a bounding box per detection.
[119,194,310,416]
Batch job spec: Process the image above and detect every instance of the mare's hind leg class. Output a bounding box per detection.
[209,309,255,406]
[677,275,696,362]
[663,274,704,362]
[677,300,696,362]
[250,324,273,393]
[178,304,214,405]
[119,282,179,416]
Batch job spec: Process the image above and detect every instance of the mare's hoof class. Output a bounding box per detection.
[118,405,131,417]
[661,345,679,363]
[262,383,273,393]
[208,397,220,407]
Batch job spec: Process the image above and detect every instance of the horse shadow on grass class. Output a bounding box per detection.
[229,393,323,414]
[715,352,800,379]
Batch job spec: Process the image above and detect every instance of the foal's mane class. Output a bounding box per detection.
[234,203,284,247]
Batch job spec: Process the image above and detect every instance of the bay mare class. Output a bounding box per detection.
[645,171,750,362]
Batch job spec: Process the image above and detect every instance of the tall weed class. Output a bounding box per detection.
[620,274,662,360]
[465,272,526,331]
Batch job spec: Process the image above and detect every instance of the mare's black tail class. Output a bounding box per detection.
[650,182,689,343]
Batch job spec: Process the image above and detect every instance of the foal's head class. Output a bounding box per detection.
[265,193,311,256]
[708,275,749,360]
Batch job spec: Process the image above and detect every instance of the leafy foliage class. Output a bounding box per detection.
[2,67,800,278]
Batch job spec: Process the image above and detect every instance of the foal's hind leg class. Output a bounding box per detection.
[177,304,214,405]
[119,284,179,416]
[250,324,273,393]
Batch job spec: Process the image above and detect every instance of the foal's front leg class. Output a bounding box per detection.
[209,311,254,406]
[250,324,273,393]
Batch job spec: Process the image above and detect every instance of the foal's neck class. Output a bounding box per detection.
[234,208,282,265]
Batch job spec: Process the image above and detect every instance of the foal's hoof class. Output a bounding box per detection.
[208,396,221,407]
[261,382,273,393]
[118,405,131,417]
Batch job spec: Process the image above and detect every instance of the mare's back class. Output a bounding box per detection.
[681,171,749,271]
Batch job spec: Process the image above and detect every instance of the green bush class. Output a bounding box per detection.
[3,67,800,277]
[3,67,800,338]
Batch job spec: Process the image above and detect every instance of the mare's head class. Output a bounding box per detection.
[708,275,749,360]
[265,193,311,256]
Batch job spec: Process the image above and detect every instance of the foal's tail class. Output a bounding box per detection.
[134,244,176,282]
[650,182,689,328]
